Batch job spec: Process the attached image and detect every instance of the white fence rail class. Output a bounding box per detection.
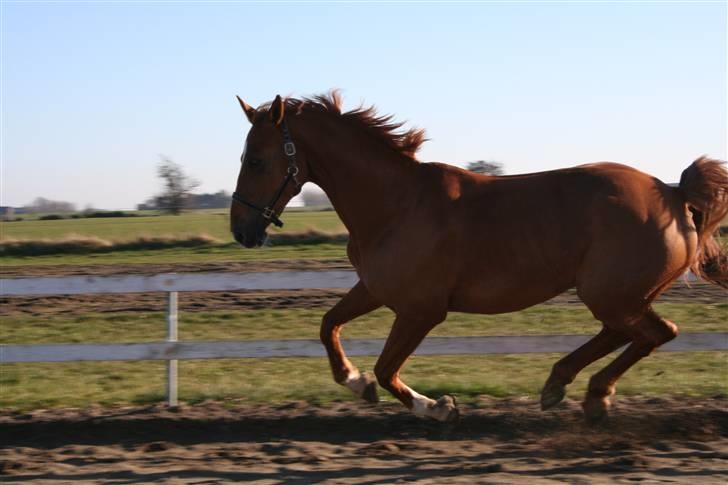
[1,271,360,295]
[2,271,726,406]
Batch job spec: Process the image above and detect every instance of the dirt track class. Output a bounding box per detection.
[1,396,726,484]
[1,261,726,317]
[0,259,354,278]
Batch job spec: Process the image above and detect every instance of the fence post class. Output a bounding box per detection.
[166,291,178,407]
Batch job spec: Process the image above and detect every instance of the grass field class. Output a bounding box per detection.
[2,303,726,344]
[0,243,348,266]
[0,209,344,242]
[2,303,726,410]
[0,209,347,266]
[5,353,724,410]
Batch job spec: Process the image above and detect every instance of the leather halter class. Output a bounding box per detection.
[231,119,301,228]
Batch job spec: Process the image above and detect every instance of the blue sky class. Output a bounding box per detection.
[2,1,726,210]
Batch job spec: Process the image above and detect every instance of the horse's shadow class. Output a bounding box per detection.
[2,399,725,449]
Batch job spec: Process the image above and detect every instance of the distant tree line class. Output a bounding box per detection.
[137,190,232,211]
[26,197,77,213]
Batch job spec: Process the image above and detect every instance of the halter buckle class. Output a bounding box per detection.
[284,142,296,156]
[261,207,275,220]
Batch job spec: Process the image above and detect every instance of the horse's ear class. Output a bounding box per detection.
[269,94,285,126]
[236,95,256,124]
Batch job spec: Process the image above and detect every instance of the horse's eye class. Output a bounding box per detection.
[248,158,263,168]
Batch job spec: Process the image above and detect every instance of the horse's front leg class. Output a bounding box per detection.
[374,311,456,422]
[320,280,382,402]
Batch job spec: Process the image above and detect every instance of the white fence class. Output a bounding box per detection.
[2,271,726,406]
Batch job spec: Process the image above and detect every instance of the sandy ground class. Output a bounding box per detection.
[1,396,726,484]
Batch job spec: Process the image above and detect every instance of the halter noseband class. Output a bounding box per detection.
[231,119,301,228]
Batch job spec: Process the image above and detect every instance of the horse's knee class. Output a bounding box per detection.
[373,364,394,392]
[374,366,388,388]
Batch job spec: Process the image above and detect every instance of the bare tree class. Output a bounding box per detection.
[25,197,76,213]
[155,157,200,215]
[466,160,504,176]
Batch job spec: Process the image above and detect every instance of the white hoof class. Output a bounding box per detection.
[343,371,378,402]
[432,395,459,422]
[410,388,459,422]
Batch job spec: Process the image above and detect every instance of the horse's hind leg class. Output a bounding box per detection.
[541,326,630,410]
[582,308,678,422]
[374,311,455,421]
[321,281,382,402]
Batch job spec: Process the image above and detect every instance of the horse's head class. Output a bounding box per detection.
[230,95,307,248]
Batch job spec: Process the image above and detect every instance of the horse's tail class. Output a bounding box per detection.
[679,156,728,288]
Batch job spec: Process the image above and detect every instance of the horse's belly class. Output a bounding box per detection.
[448,273,574,314]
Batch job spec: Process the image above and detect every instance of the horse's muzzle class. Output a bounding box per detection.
[233,229,266,248]
[231,217,268,248]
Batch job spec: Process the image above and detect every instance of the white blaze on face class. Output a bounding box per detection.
[343,369,369,397]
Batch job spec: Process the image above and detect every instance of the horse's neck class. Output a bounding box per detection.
[296,115,417,240]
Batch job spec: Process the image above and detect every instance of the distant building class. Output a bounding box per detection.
[0,206,26,219]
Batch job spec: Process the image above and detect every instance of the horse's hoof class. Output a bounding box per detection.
[361,373,379,403]
[540,382,566,410]
[434,395,459,423]
[582,396,610,425]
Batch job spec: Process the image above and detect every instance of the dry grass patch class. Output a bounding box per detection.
[0,234,221,256]
[0,231,350,256]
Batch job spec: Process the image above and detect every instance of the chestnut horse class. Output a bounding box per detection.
[230,91,728,422]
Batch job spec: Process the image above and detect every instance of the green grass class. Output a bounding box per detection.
[1,303,725,409]
[0,243,348,266]
[0,209,347,266]
[2,303,726,344]
[2,353,725,410]
[0,209,344,242]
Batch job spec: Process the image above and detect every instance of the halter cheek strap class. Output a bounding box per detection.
[231,118,301,228]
